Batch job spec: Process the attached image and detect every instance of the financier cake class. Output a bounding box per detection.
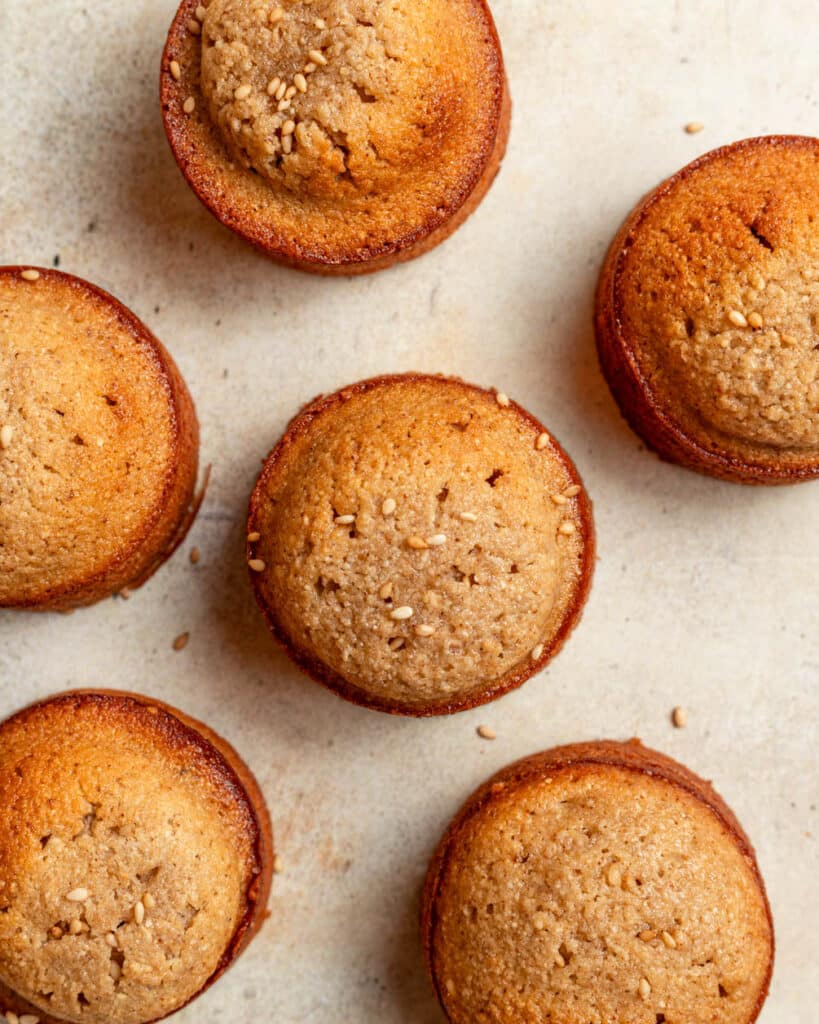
[0,267,201,610]
[0,690,273,1024]
[247,374,594,715]
[595,135,819,484]
[422,740,774,1024]
[161,0,510,274]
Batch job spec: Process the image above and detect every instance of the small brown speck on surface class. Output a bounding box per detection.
[685,121,704,134]
[672,706,688,728]
[477,724,496,740]
[189,547,200,564]
[66,888,89,902]
[172,632,189,652]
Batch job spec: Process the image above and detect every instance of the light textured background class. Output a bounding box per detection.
[1,1,817,1021]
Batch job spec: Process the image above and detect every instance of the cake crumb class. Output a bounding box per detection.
[189,547,200,564]
[173,632,190,652]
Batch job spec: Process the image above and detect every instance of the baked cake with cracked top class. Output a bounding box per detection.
[0,267,200,610]
[422,740,774,1024]
[161,0,510,274]
[595,135,819,483]
[0,690,273,1024]
[247,374,594,715]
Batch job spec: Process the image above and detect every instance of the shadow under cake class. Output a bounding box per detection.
[161,0,510,274]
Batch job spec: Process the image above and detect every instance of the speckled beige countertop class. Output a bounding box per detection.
[0,1,817,1021]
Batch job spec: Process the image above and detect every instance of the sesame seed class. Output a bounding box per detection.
[661,930,677,948]
[51,925,63,939]
[234,83,252,100]
[20,1016,40,1024]
[334,514,356,525]
[559,521,576,536]
[477,724,496,740]
[281,119,296,136]
[728,309,748,328]
[427,534,447,546]
[270,6,285,23]
[248,558,266,572]
[314,17,326,28]
[495,391,510,407]
[187,18,201,34]
[536,432,550,450]
[66,888,89,902]
[551,493,568,505]
[296,122,309,145]
[195,4,206,21]
[606,865,621,887]
[685,122,704,134]
[142,892,156,909]
[273,855,284,873]
[308,49,328,65]
[277,98,291,112]
[267,76,282,96]
[183,96,196,114]
[407,536,428,550]
[247,531,261,542]
[747,312,763,328]
[304,62,317,74]
[378,581,393,600]
[294,73,308,93]
[672,706,688,728]
[172,632,189,652]
[388,637,405,651]
[459,511,477,522]
[134,900,145,924]
[169,60,181,80]
[639,929,657,941]
[285,85,297,99]
[105,932,118,948]
[69,919,85,935]
[6,1013,20,1024]
[189,547,200,564]
[20,269,40,281]
[531,643,544,661]
[275,81,287,100]
[390,606,414,621]
[381,497,396,516]
[554,951,566,968]
[639,978,651,999]
[0,425,13,448]
[415,624,435,637]
[563,484,581,498]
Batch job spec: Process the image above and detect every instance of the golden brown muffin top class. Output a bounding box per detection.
[163,0,505,264]
[249,375,591,713]
[614,136,819,462]
[0,269,182,608]
[0,693,263,1024]
[429,747,773,1024]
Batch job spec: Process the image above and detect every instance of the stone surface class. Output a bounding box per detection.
[0,1,816,1021]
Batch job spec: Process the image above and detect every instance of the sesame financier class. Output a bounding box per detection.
[595,135,819,483]
[161,0,510,273]
[0,267,201,610]
[422,740,774,1024]
[247,374,594,716]
[0,690,273,1024]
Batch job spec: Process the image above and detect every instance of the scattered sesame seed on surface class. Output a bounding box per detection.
[294,72,308,93]
[267,76,282,96]
[334,514,356,525]
[747,311,763,328]
[559,521,576,535]
[536,432,550,450]
[427,534,447,546]
[314,17,326,28]
[728,309,748,328]
[189,547,200,564]
[282,134,293,154]
[531,643,544,661]
[407,536,428,550]
[278,98,292,112]
[183,96,196,114]
[551,493,568,505]
[282,119,296,136]
[672,706,688,728]
[66,888,89,902]
[390,606,414,620]
[247,531,261,542]
[187,17,201,34]
[477,724,496,740]
[234,83,252,100]
[169,59,181,80]
[685,121,704,134]
[563,484,582,498]
[20,1015,40,1024]
[273,855,284,873]
[639,929,657,941]
[285,85,297,99]
[195,4,206,21]
[270,6,285,23]
[248,558,266,572]
[20,269,40,281]
[0,425,13,448]
[69,919,85,935]
[381,497,397,516]
[378,581,393,600]
[459,511,478,522]
[606,864,621,887]
[142,892,156,909]
[105,932,118,948]
[638,978,651,999]
[661,930,677,948]
[172,632,189,652]
[415,624,435,637]
[275,81,287,101]
[309,48,328,65]
[134,900,145,924]
[304,61,317,74]
[495,391,510,407]
[6,1013,20,1024]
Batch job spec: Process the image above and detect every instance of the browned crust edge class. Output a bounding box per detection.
[0,267,202,610]
[420,739,775,1024]
[0,689,274,1024]
[160,0,510,275]
[246,372,595,717]
[594,134,819,485]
